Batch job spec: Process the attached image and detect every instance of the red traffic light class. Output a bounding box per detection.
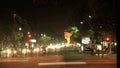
[28,34,32,38]
[106,37,110,42]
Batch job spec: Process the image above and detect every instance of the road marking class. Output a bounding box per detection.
[0,59,29,62]
[38,62,87,65]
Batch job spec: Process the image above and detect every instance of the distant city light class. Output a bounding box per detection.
[13,50,17,54]
[100,26,102,28]
[30,39,36,43]
[76,43,81,47]
[13,13,16,18]
[81,45,84,51]
[33,48,39,52]
[41,34,43,36]
[89,15,91,18]
[28,32,30,34]
[114,42,117,46]
[25,43,29,47]
[97,45,102,50]
[19,27,22,31]
[80,21,83,24]
[31,44,34,48]
[6,49,12,54]
[22,49,30,54]
[44,34,46,37]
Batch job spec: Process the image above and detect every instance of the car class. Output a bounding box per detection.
[84,47,92,54]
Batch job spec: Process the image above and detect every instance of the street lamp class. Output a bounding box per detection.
[18,27,22,55]
[89,15,91,19]
[114,42,117,46]
[19,27,22,31]
[28,32,30,34]
[80,21,83,24]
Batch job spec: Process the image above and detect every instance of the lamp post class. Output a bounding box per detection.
[88,15,93,30]
[101,38,104,57]
[18,27,22,56]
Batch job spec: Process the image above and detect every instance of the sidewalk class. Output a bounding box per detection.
[62,53,117,60]
[0,54,117,60]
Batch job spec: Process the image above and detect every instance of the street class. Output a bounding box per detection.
[0,62,116,68]
[0,55,117,68]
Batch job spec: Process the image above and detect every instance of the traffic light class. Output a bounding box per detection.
[106,37,110,42]
[27,34,32,39]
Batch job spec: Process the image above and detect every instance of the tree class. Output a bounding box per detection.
[38,33,52,46]
[65,26,81,42]
[68,0,116,44]
[87,0,116,41]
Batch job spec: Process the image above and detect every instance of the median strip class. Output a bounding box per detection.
[0,59,29,62]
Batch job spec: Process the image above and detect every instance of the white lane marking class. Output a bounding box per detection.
[38,62,87,65]
[0,59,29,62]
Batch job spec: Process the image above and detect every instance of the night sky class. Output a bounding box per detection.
[0,0,117,36]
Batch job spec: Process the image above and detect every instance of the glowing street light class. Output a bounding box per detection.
[27,32,30,34]
[89,15,91,18]
[114,42,117,46]
[19,27,22,31]
[80,21,83,24]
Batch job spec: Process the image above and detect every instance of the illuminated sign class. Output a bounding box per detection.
[30,39,36,43]
[82,37,90,44]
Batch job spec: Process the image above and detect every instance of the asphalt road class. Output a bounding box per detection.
[0,56,117,68]
[0,62,116,68]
